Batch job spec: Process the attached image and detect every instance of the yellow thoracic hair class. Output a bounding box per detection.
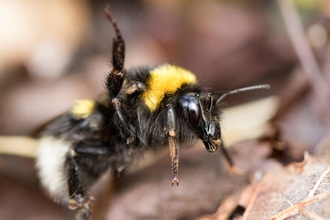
[142,64,197,111]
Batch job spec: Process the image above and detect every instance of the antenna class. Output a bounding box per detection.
[216,84,270,104]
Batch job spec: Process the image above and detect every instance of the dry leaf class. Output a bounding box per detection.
[242,153,330,220]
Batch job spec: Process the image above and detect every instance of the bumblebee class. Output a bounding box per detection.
[36,6,269,220]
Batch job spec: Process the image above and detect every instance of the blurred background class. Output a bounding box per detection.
[0,0,299,136]
[1,0,330,219]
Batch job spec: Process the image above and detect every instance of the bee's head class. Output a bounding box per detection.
[177,84,270,153]
[178,92,221,152]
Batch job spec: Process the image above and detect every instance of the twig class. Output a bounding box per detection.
[241,181,263,220]
[307,166,330,198]
[277,0,330,119]
[267,189,330,220]
[269,68,309,123]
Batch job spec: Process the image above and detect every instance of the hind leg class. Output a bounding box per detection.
[66,145,114,220]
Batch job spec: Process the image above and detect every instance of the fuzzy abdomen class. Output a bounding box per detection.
[36,136,71,204]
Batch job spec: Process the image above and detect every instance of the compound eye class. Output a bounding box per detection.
[187,96,202,126]
[179,95,202,126]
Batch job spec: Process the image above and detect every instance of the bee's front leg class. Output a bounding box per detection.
[167,104,179,186]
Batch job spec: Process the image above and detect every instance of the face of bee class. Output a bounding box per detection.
[178,92,221,152]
